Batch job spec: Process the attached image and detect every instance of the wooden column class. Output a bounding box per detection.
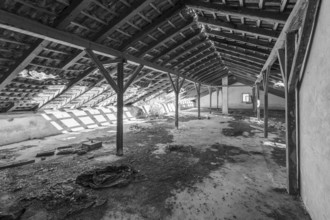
[256,83,261,120]
[208,86,212,114]
[222,76,228,114]
[285,31,298,194]
[116,61,124,156]
[216,87,220,111]
[168,73,185,129]
[85,49,143,156]
[194,82,201,119]
[263,66,270,138]
[252,86,256,112]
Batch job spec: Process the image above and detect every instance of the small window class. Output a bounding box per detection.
[242,93,251,103]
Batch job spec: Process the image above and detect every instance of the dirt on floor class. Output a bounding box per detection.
[0,109,310,220]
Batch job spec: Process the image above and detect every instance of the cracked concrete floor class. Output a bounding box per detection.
[0,110,310,220]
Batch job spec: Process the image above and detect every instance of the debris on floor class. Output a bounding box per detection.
[76,165,138,189]
[0,159,35,170]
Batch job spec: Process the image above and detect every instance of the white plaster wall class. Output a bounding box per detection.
[299,1,330,219]
[200,82,285,110]
[0,114,61,146]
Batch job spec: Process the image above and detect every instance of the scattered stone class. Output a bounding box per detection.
[36,151,55,157]
[82,141,102,152]
[242,131,249,137]
[0,155,6,159]
[87,154,94,159]
[40,157,46,161]
[27,210,48,220]
[0,159,35,170]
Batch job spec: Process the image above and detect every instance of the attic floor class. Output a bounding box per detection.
[0,109,310,220]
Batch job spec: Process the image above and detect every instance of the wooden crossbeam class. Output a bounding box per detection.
[123,64,144,92]
[223,58,262,71]
[85,49,119,93]
[120,4,184,51]
[93,0,154,43]
[186,0,287,24]
[138,19,195,58]
[198,16,280,40]
[0,10,202,85]
[206,29,273,50]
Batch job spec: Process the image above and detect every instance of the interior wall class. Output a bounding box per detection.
[299,1,330,219]
[199,82,285,110]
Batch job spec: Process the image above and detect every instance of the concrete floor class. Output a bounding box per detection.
[0,109,310,220]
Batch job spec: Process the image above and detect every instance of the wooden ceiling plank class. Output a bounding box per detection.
[186,0,287,24]
[93,0,154,43]
[138,19,195,58]
[0,10,203,84]
[198,16,280,40]
[120,4,184,51]
[206,29,273,50]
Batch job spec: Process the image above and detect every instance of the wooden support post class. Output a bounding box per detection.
[194,82,201,119]
[285,31,298,195]
[263,67,270,138]
[167,73,185,129]
[256,83,261,120]
[208,86,212,114]
[116,61,124,156]
[222,76,228,114]
[252,86,256,112]
[216,87,220,111]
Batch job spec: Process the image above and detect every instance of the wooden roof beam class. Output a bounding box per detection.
[214,45,267,61]
[162,40,208,66]
[0,10,203,84]
[198,16,280,40]
[206,29,273,50]
[138,19,195,58]
[120,4,185,51]
[210,36,270,56]
[186,0,287,24]
[179,52,217,73]
[94,0,154,43]
[170,44,213,68]
[152,32,202,63]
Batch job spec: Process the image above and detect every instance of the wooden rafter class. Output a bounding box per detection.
[93,0,154,43]
[152,32,202,63]
[171,44,212,68]
[138,19,195,58]
[162,40,208,66]
[186,0,287,24]
[120,4,184,51]
[0,10,202,84]
[198,16,280,40]
[206,29,273,50]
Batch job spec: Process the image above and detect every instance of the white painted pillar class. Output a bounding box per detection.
[222,76,228,114]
